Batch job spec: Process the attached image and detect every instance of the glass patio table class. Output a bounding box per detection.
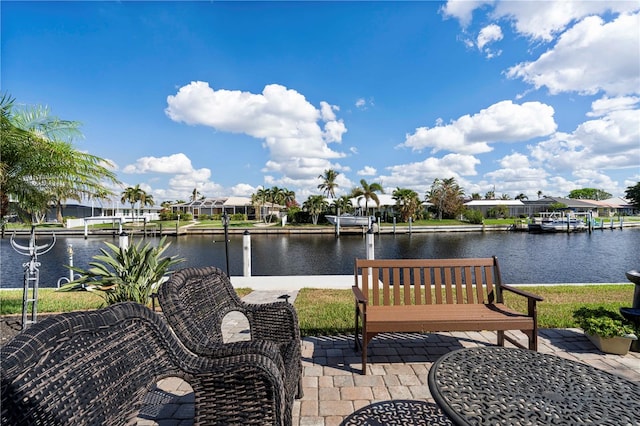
[428,346,640,425]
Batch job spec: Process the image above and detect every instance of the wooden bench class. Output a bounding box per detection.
[352,257,544,374]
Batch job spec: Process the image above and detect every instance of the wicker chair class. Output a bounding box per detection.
[157,266,303,422]
[1,302,290,425]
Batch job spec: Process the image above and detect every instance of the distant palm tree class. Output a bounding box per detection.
[427,177,464,220]
[392,187,421,222]
[50,185,81,224]
[537,190,543,199]
[500,194,512,200]
[515,193,528,201]
[121,184,153,222]
[281,188,297,208]
[332,195,353,214]
[350,179,383,215]
[139,192,154,218]
[121,185,143,222]
[318,169,340,198]
[303,195,328,225]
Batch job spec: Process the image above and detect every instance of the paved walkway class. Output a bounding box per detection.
[136,290,640,426]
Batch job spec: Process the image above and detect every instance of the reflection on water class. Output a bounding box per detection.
[1,228,639,288]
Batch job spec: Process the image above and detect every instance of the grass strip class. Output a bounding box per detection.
[0,287,254,315]
[1,285,633,337]
[295,284,635,336]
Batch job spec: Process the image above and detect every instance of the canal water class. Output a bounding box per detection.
[1,228,639,288]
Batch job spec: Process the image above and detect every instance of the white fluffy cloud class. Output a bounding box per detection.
[401,100,557,154]
[483,153,548,195]
[477,24,503,57]
[440,0,493,28]
[231,183,257,197]
[357,166,377,176]
[529,105,640,172]
[380,154,481,193]
[588,96,639,117]
[123,153,220,200]
[491,1,639,41]
[506,13,640,96]
[165,82,348,186]
[123,153,200,175]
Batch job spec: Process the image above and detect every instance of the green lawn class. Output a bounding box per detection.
[1,284,635,337]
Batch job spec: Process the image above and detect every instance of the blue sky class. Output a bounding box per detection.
[3,1,639,204]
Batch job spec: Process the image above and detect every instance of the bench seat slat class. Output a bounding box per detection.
[366,304,534,333]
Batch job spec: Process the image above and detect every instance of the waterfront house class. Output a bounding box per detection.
[171,197,259,219]
[464,199,525,218]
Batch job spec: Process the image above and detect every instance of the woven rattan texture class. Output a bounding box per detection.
[1,302,286,425]
[158,266,303,425]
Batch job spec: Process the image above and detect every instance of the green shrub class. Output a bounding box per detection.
[573,307,636,338]
[159,210,176,221]
[59,237,184,305]
[463,209,484,224]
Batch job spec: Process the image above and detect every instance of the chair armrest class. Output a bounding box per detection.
[352,285,367,304]
[180,352,288,425]
[501,284,544,302]
[246,302,301,342]
[187,339,285,372]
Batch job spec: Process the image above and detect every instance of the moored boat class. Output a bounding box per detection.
[539,217,587,232]
[325,214,373,227]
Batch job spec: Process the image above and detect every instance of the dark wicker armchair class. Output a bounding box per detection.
[1,302,290,425]
[157,266,303,422]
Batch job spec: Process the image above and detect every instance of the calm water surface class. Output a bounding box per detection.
[1,228,639,288]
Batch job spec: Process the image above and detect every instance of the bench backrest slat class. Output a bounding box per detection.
[355,257,502,306]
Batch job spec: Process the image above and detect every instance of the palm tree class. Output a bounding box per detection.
[500,194,512,200]
[251,187,270,222]
[515,193,528,201]
[121,184,144,222]
[332,195,353,214]
[318,169,340,199]
[427,177,464,220]
[537,190,543,199]
[270,186,286,206]
[50,185,82,224]
[281,188,297,208]
[1,95,118,223]
[139,191,154,219]
[191,188,199,201]
[302,195,328,225]
[392,187,421,222]
[350,179,383,216]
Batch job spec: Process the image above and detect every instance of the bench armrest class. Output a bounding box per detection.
[352,286,367,304]
[501,284,544,302]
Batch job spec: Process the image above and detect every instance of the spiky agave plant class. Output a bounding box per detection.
[59,236,184,305]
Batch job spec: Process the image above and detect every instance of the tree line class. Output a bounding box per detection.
[3,94,638,228]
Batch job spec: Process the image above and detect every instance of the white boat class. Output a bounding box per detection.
[325,214,373,227]
[539,218,587,232]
